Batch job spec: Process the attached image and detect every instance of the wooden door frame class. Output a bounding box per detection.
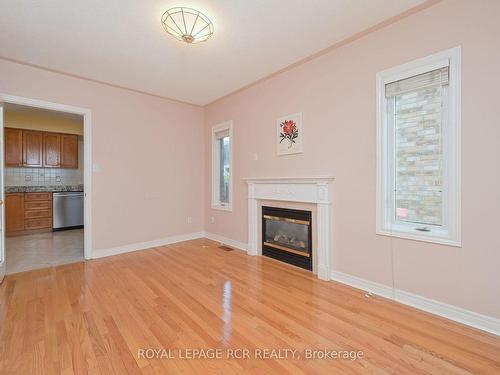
[0,93,93,260]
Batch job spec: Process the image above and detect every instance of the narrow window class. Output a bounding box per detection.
[376,47,461,246]
[212,121,232,210]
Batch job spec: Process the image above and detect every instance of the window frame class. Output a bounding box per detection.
[376,47,461,247]
[212,121,233,211]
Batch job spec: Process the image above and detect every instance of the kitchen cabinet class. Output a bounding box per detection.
[61,134,78,168]
[4,128,23,167]
[23,130,44,167]
[5,193,25,233]
[43,132,61,167]
[5,192,52,235]
[3,128,79,169]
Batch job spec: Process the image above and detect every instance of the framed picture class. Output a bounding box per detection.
[276,112,303,155]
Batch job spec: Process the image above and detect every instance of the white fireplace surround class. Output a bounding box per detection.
[244,177,334,280]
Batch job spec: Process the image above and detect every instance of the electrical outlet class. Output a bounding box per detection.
[253,153,258,161]
[187,216,193,224]
[210,216,215,223]
[25,175,32,181]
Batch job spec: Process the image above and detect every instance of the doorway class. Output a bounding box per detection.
[0,94,92,281]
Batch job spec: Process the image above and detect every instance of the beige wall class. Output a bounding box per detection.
[204,0,500,319]
[4,110,83,135]
[0,58,205,252]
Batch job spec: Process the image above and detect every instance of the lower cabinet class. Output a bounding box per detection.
[25,217,52,230]
[5,193,24,233]
[6,192,53,236]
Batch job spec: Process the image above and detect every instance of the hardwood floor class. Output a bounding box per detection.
[1,238,499,374]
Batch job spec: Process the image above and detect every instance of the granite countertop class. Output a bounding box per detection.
[5,185,84,193]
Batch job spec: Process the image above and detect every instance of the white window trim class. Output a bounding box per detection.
[376,46,461,247]
[212,121,233,211]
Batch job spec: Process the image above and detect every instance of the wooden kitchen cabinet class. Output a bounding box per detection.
[24,192,52,231]
[3,128,79,169]
[4,128,23,167]
[5,192,53,235]
[43,132,61,167]
[5,193,25,234]
[24,192,51,201]
[24,200,51,210]
[23,130,44,167]
[25,217,52,230]
[61,134,78,168]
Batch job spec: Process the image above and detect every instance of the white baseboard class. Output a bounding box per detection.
[203,232,248,252]
[92,232,205,259]
[332,271,395,299]
[331,271,500,336]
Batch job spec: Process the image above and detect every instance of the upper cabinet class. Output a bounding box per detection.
[23,130,43,167]
[43,133,61,168]
[61,134,78,168]
[4,128,78,169]
[4,128,23,167]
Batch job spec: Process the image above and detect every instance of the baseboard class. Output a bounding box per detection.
[332,270,395,299]
[92,232,205,259]
[203,232,248,252]
[331,271,500,336]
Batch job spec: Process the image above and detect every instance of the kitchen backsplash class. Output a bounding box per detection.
[5,167,83,187]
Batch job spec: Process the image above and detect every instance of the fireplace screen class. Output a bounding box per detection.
[264,218,309,255]
[262,206,312,270]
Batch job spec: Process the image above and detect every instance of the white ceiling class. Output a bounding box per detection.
[0,0,427,106]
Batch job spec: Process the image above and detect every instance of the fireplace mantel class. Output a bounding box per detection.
[245,176,334,280]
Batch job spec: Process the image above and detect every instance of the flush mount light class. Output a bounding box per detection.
[161,7,214,44]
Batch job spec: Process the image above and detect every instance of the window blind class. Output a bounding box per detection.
[214,128,230,139]
[385,66,449,97]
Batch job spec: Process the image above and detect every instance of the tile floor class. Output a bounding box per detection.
[5,229,84,275]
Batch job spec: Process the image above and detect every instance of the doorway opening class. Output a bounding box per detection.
[0,95,92,278]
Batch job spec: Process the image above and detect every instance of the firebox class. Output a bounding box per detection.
[262,206,312,271]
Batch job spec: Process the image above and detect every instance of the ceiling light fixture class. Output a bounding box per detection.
[161,7,214,44]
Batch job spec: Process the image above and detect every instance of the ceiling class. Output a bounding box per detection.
[0,0,428,106]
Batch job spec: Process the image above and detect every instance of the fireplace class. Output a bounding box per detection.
[246,177,333,280]
[262,206,312,271]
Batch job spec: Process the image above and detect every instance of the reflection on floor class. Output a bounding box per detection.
[6,229,84,275]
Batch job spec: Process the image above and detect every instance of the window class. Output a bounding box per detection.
[376,47,461,246]
[212,121,232,210]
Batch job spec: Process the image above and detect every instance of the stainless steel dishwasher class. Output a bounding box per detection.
[53,191,84,230]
